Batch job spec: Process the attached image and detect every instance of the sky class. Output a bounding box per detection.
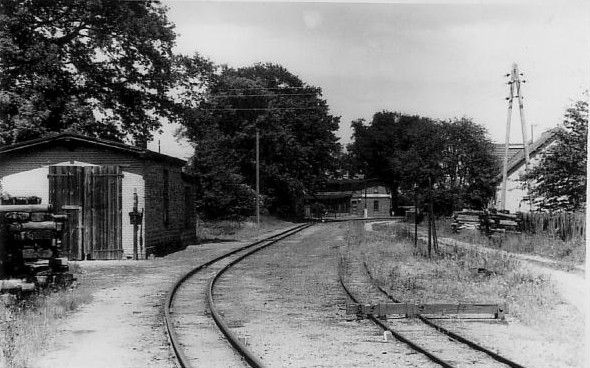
[150,0,589,158]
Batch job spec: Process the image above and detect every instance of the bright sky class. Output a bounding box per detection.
[150,0,589,158]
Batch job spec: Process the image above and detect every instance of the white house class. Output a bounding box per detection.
[494,129,558,213]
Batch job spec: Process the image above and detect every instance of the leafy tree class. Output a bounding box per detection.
[347,112,498,214]
[523,98,588,212]
[186,136,257,220]
[438,118,499,211]
[347,111,444,208]
[181,63,341,218]
[0,0,180,145]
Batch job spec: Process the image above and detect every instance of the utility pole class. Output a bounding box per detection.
[256,128,260,227]
[363,162,368,218]
[500,63,530,211]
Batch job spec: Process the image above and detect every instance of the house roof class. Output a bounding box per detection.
[494,128,559,182]
[0,132,187,166]
[319,178,383,193]
[492,143,523,165]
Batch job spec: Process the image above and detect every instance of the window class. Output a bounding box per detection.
[373,200,379,212]
[184,186,193,229]
[163,169,169,227]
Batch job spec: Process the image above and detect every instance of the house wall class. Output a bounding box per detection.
[495,140,556,213]
[351,185,391,217]
[143,160,196,256]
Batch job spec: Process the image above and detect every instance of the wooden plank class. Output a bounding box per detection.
[84,167,93,260]
[347,303,508,319]
[0,204,52,212]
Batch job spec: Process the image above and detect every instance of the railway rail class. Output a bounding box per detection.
[165,223,311,368]
[339,252,527,368]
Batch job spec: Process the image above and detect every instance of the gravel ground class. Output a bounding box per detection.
[30,220,586,368]
[216,223,437,367]
[31,225,289,368]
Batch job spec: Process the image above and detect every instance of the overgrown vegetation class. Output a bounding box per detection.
[0,281,92,368]
[194,215,295,243]
[348,222,564,326]
[435,218,585,266]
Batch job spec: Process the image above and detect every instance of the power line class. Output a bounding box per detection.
[208,93,318,98]
[221,86,314,92]
[201,106,325,111]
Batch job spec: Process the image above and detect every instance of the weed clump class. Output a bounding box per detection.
[0,283,92,368]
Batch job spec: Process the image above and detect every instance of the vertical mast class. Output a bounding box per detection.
[499,63,530,211]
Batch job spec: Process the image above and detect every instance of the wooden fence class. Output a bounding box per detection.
[521,212,585,241]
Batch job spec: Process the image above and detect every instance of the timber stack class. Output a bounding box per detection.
[452,209,523,235]
[0,196,74,292]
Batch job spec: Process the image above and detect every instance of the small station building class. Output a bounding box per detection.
[307,179,392,218]
[0,133,196,260]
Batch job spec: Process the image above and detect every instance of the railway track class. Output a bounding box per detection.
[165,223,311,368]
[339,252,527,368]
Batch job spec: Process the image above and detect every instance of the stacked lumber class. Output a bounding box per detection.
[452,210,523,234]
[451,210,483,233]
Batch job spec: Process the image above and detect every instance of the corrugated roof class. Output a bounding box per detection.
[0,132,187,166]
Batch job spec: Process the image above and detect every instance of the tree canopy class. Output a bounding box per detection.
[523,98,588,212]
[347,112,498,214]
[181,63,341,219]
[0,0,181,145]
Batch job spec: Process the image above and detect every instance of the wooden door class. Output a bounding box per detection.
[49,165,123,260]
[48,166,84,260]
[83,166,123,260]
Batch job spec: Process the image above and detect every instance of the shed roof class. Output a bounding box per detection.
[0,133,187,166]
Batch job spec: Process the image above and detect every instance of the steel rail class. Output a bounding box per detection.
[362,262,527,368]
[338,258,456,368]
[206,224,313,368]
[164,223,311,368]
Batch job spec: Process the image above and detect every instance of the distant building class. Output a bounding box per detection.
[0,133,196,260]
[306,179,392,218]
[492,129,558,212]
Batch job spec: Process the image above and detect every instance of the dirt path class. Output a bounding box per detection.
[216,223,435,367]
[31,237,279,368]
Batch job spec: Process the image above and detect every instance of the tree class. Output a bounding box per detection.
[438,118,499,212]
[347,111,444,209]
[0,0,180,145]
[523,98,588,212]
[347,112,498,214]
[181,63,341,218]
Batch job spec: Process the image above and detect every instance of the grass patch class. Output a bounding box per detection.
[0,279,92,368]
[359,223,562,326]
[423,218,585,266]
[195,215,295,242]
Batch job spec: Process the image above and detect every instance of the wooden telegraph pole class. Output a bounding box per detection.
[256,128,260,227]
[500,63,530,211]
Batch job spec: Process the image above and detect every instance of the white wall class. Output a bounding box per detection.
[121,172,145,259]
[2,166,50,203]
[2,162,146,259]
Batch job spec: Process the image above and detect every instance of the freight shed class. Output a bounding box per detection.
[0,133,196,260]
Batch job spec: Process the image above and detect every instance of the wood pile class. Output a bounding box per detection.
[452,210,524,234]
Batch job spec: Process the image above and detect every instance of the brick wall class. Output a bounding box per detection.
[143,160,196,256]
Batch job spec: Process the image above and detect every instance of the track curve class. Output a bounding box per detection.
[165,224,312,368]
